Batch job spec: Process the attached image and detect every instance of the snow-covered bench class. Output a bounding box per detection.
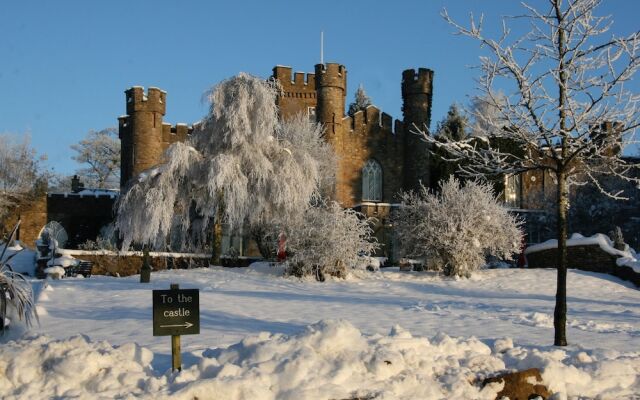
[65,261,93,278]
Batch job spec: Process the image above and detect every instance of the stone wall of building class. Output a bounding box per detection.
[3,195,48,248]
[47,193,117,248]
[337,106,404,206]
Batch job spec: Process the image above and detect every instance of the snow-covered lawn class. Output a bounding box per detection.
[2,265,640,399]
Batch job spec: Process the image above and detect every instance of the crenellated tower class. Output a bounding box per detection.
[118,87,166,187]
[401,68,434,191]
[315,63,347,139]
[272,66,317,120]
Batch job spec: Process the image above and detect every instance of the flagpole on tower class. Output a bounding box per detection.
[320,31,324,65]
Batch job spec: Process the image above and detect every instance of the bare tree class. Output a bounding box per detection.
[419,0,640,346]
[71,128,120,189]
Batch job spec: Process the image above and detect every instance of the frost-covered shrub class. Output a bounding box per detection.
[394,177,522,277]
[284,201,378,281]
[0,222,37,333]
[116,74,335,251]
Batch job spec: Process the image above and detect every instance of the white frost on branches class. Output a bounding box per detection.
[71,128,120,189]
[427,1,640,198]
[115,74,335,251]
[285,201,378,280]
[394,177,522,277]
[0,134,46,222]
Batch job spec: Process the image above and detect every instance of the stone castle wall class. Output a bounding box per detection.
[47,193,117,248]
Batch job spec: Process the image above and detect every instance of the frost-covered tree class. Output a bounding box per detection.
[394,177,522,278]
[284,201,378,281]
[0,134,46,224]
[115,74,335,253]
[348,85,372,116]
[468,94,508,137]
[71,128,120,189]
[420,0,640,345]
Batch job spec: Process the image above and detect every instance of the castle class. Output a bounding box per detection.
[7,62,640,255]
[117,63,435,258]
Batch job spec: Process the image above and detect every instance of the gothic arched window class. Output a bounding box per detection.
[362,159,383,202]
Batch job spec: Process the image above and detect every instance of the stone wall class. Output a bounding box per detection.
[62,251,210,277]
[4,195,48,248]
[336,106,404,206]
[526,244,640,286]
[47,193,117,248]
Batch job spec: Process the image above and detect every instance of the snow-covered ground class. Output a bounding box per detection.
[1,265,640,399]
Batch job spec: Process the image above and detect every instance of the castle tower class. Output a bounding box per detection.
[272,66,317,120]
[118,86,166,187]
[314,63,347,138]
[401,68,434,190]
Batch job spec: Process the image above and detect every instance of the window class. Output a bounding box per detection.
[362,159,383,201]
[505,174,522,208]
[307,106,316,122]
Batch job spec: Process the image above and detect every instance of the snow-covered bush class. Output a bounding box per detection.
[284,201,378,280]
[394,177,522,277]
[116,74,335,252]
[0,222,37,333]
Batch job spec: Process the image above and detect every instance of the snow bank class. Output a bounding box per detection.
[1,320,639,399]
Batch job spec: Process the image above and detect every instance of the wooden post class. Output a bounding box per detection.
[170,283,181,371]
[140,245,151,283]
[171,335,181,372]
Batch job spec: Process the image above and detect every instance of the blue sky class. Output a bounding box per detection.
[1,0,639,176]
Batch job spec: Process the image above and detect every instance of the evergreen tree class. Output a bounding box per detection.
[431,104,468,187]
[436,104,467,141]
[348,85,372,116]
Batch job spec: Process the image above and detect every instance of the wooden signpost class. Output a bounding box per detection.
[153,283,200,371]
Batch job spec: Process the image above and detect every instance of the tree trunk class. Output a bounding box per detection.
[210,204,223,265]
[554,170,569,346]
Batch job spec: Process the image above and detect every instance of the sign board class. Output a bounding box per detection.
[152,288,200,336]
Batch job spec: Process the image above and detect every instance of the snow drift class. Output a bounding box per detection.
[1,320,639,399]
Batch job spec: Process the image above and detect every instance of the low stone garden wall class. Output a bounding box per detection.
[526,244,640,287]
[59,250,211,277]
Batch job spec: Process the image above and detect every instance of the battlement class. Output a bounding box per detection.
[402,68,433,96]
[315,63,347,89]
[345,105,399,135]
[125,86,166,114]
[272,66,316,89]
[162,122,193,144]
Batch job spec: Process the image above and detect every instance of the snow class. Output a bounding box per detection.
[0,242,36,276]
[47,254,78,268]
[525,233,640,272]
[43,266,65,279]
[1,266,640,398]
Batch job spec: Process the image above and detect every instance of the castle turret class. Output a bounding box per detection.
[272,66,317,120]
[118,86,166,187]
[401,68,434,190]
[315,63,347,138]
